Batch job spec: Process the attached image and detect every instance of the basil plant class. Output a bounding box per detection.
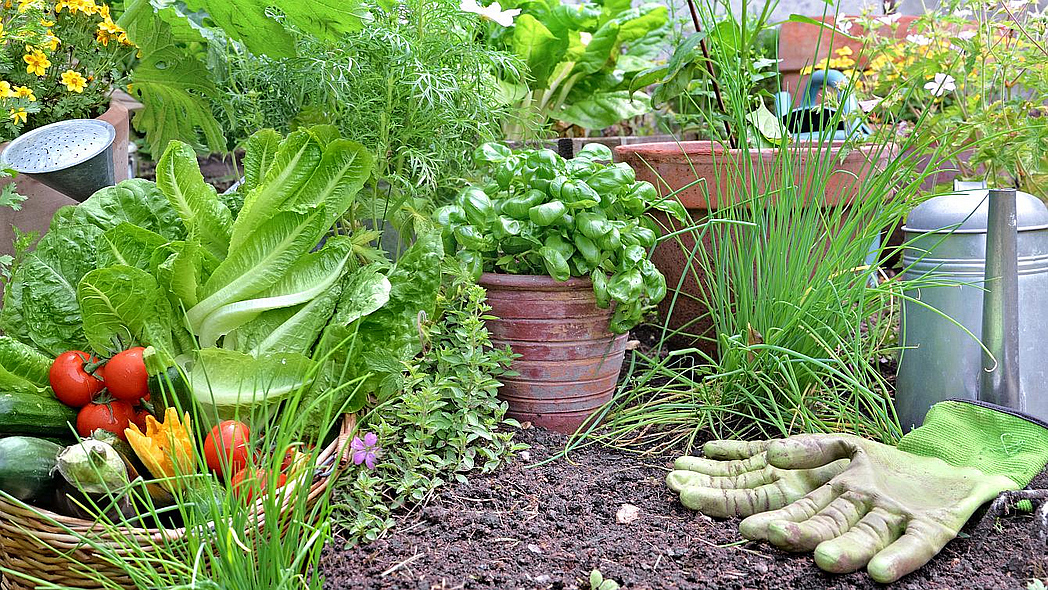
[437,142,687,333]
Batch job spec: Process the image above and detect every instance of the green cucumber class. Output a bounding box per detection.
[0,436,62,503]
[0,392,76,438]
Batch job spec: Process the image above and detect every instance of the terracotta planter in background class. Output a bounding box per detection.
[479,273,627,434]
[778,15,921,96]
[0,102,130,257]
[614,140,889,353]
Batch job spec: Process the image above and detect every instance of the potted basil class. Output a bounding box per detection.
[438,142,685,433]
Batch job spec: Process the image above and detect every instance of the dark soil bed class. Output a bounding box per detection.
[320,427,1048,590]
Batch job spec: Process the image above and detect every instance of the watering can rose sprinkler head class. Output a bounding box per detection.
[0,118,117,202]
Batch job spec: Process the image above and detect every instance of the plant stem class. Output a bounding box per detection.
[684,0,734,147]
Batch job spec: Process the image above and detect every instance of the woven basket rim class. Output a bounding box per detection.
[0,413,356,541]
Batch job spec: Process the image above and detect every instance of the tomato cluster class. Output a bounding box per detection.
[49,347,151,440]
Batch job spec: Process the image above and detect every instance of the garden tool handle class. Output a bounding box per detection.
[980,188,1023,411]
[800,69,851,110]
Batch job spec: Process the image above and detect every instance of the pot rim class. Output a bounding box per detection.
[614,139,888,163]
[479,272,593,291]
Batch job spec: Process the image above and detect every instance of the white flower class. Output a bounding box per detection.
[954,8,974,17]
[924,73,957,96]
[835,16,854,34]
[957,29,977,41]
[907,33,932,45]
[877,13,903,25]
[459,0,521,27]
[1004,0,1028,11]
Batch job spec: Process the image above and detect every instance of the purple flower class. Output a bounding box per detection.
[351,432,380,469]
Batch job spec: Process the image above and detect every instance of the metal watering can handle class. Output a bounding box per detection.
[980,188,1024,411]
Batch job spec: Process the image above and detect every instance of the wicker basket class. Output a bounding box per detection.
[0,414,355,590]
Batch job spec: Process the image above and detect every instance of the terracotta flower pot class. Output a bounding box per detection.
[0,102,130,256]
[614,140,889,353]
[778,15,921,95]
[479,273,627,434]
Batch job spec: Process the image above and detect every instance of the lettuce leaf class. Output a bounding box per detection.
[77,265,180,357]
[186,208,328,331]
[155,141,234,260]
[195,237,355,348]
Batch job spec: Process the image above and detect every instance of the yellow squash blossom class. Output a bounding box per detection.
[9,108,27,125]
[14,86,35,101]
[125,408,196,491]
[60,69,86,92]
[23,50,50,76]
[0,81,12,98]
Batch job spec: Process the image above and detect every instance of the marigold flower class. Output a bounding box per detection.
[834,46,854,57]
[14,86,35,101]
[0,81,12,98]
[61,69,87,92]
[9,108,27,125]
[23,50,50,77]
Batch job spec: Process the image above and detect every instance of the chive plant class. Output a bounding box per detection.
[570,0,978,451]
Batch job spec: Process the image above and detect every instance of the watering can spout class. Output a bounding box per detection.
[0,119,117,202]
[980,187,1024,411]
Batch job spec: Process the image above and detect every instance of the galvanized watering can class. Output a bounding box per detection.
[896,184,1048,431]
[0,119,116,202]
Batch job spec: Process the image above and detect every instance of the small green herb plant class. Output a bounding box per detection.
[334,273,523,543]
[438,142,687,333]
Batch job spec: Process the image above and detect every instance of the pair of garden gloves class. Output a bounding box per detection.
[666,400,1048,583]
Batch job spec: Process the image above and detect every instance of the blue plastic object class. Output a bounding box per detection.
[774,69,872,141]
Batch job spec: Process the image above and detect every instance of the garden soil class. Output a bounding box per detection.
[319,427,1048,590]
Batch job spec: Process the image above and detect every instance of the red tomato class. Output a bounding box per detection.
[104,347,149,403]
[50,351,105,408]
[203,420,252,474]
[77,401,136,440]
[231,468,287,503]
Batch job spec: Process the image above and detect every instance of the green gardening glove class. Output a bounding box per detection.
[666,440,849,517]
[671,400,1048,583]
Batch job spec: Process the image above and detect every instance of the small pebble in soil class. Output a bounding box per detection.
[528,543,544,554]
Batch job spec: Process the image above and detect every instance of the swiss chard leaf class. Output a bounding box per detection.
[557,90,650,130]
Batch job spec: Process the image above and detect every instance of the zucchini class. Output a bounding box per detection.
[0,391,77,438]
[0,436,62,503]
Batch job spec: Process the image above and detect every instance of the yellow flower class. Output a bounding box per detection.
[96,29,110,45]
[14,86,35,101]
[60,69,86,92]
[9,108,27,125]
[124,408,196,491]
[0,81,12,98]
[23,50,50,76]
[39,18,55,26]
[835,46,854,57]
[44,31,59,51]
[17,0,39,11]
[98,2,109,17]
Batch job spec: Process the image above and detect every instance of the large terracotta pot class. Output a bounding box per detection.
[479,273,627,434]
[0,102,130,256]
[615,140,889,353]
